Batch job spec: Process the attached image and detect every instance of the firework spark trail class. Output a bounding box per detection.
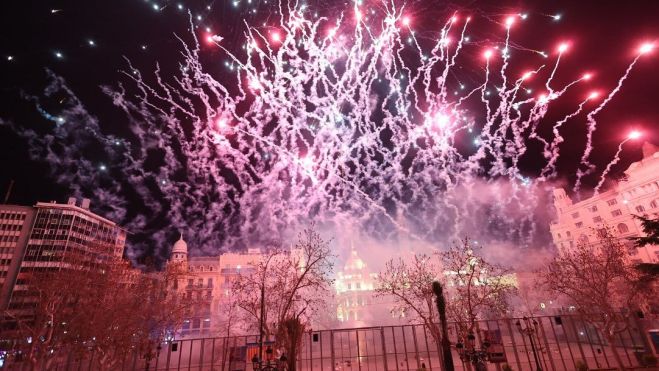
[573,56,640,196]
[538,98,590,181]
[7,2,652,257]
[593,138,629,195]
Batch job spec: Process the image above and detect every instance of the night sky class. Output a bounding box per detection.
[1,0,658,261]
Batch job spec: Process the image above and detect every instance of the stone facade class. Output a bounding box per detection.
[550,142,659,263]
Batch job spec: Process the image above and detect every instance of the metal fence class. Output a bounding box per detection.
[9,314,659,370]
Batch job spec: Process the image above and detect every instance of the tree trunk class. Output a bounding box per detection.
[278,317,305,371]
[433,281,455,371]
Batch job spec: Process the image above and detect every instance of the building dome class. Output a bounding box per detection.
[171,234,188,261]
[344,245,366,272]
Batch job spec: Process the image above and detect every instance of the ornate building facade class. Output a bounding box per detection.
[334,245,401,327]
[550,142,659,263]
[167,237,261,337]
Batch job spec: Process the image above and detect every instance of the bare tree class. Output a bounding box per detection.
[440,238,517,340]
[539,227,655,370]
[217,300,240,371]
[374,254,442,344]
[231,226,334,370]
[2,256,194,370]
[1,267,82,370]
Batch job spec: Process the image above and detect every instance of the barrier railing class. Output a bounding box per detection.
[7,314,657,370]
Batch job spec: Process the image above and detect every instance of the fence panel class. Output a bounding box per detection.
[15,314,657,371]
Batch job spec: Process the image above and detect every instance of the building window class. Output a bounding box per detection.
[617,223,629,234]
[635,205,645,213]
[578,234,589,243]
[611,209,622,217]
[566,231,571,237]
[607,199,617,206]
[589,206,598,212]
[575,222,583,228]
[593,216,602,223]
[651,200,658,209]
[571,212,580,219]
[557,233,562,239]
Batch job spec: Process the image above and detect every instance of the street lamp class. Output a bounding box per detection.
[516,317,543,371]
[455,332,490,371]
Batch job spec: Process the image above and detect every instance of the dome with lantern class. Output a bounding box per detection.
[171,234,188,262]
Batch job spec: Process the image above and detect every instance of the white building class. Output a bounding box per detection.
[550,142,659,263]
[167,237,261,337]
[334,245,405,328]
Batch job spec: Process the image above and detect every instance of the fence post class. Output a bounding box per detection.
[309,330,313,371]
[392,327,400,370]
[579,315,600,369]
[547,315,568,370]
[566,315,588,367]
[411,326,421,368]
[536,317,557,371]
[356,329,362,371]
[402,326,410,371]
[421,324,436,371]
[319,330,324,371]
[380,327,389,371]
[210,338,216,370]
[166,342,172,371]
[503,318,522,370]
[200,338,206,371]
[330,330,336,371]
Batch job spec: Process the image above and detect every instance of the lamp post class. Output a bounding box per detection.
[455,332,490,371]
[515,317,542,371]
